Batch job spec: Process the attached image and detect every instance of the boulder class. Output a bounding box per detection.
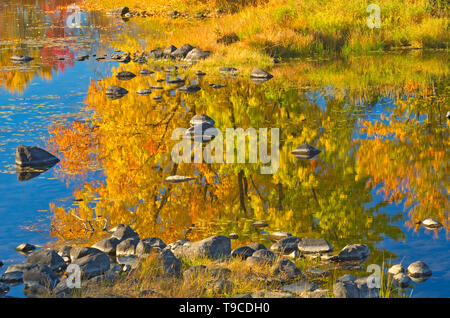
[268,231,292,241]
[335,244,370,262]
[407,261,432,279]
[271,259,303,280]
[250,67,273,79]
[116,71,136,80]
[15,243,36,254]
[252,249,276,264]
[15,145,59,167]
[184,47,211,61]
[270,236,301,254]
[105,85,128,99]
[393,272,411,288]
[110,224,139,241]
[70,246,103,263]
[22,265,59,290]
[177,85,201,93]
[72,252,111,279]
[387,264,405,276]
[246,243,266,251]
[163,45,177,57]
[291,143,321,159]
[280,281,318,296]
[231,246,255,259]
[169,235,231,259]
[297,238,333,254]
[171,44,194,59]
[189,114,215,127]
[116,237,139,257]
[159,248,181,276]
[25,249,66,271]
[333,280,359,298]
[137,89,152,95]
[92,237,120,256]
[136,238,167,256]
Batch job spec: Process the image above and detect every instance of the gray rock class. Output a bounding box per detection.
[148,48,163,59]
[271,259,303,280]
[333,280,359,298]
[268,231,292,241]
[196,70,206,76]
[163,45,177,57]
[106,7,129,16]
[185,123,218,143]
[393,272,411,288]
[337,274,356,282]
[159,248,181,276]
[231,246,255,259]
[250,291,294,298]
[184,47,211,61]
[250,67,273,79]
[407,261,432,279]
[15,146,59,167]
[306,268,329,277]
[0,271,24,284]
[291,143,321,159]
[245,256,265,266]
[10,55,33,63]
[219,67,238,75]
[116,237,139,257]
[105,86,128,99]
[15,243,36,254]
[136,237,167,256]
[70,247,103,263]
[170,235,231,260]
[208,267,231,279]
[92,237,120,256]
[446,111,450,120]
[164,175,196,183]
[111,224,140,241]
[167,77,185,84]
[23,265,59,290]
[57,245,72,259]
[303,288,329,298]
[251,221,268,228]
[387,264,405,276]
[116,71,136,80]
[183,265,207,281]
[23,284,51,298]
[297,238,333,254]
[137,89,152,95]
[171,44,194,59]
[140,69,154,75]
[281,281,318,295]
[117,255,140,270]
[270,236,301,254]
[25,249,66,271]
[153,95,162,101]
[72,252,111,279]
[252,249,276,263]
[209,83,227,89]
[336,244,370,262]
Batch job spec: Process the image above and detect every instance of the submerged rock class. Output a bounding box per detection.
[268,231,292,241]
[136,89,152,95]
[23,265,59,290]
[105,85,128,99]
[140,69,154,75]
[297,238,333,254]
[209,83,227,89]
[116,71,136,80]
[177,84,201,93]
[251,221,268,228]
[185,123,218,143]
[167,77,185,84]
[291,143,321,159]
[15,145,59,167]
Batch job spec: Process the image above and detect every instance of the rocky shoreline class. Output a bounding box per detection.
[0,224,433,298]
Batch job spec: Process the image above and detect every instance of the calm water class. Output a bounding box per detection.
[0,0,448,298]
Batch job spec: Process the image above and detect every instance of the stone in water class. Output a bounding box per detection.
[165,175,196,183]
[292,143,321,159]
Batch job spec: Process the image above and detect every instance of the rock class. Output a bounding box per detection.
[117,255,140,270]
[0,271,24,284]
[355,277,379,298]
[251,221,268,228]
[153,95,162,101]
[184,47,211,61]
[72,252,111,279]
[252,249,276,263]
[303,288,329,298]
[70,247,103,263]
[421,218,443,230]
[0,283,9,296]
[195,70,206,76]
[111,224,139,241]
[177,85,201,93]
[23,265,59,290]
[185,123,218,143]
[92,237,120,256]
[335,244,370,262]
[25,249,66,271]
[23,284,50,298]
[446,111,450,119]
[337,274,356,282]
[167,77,185,84]
[52,278,73,297]
[231,246,255,259]
[133,55,147,64]
[333,280,359,298]
[393,272,411,288]
[5,263,34,274]
[105,85,128,99]
[268,231,292,241]
[208,267,232,279]
[148,48,164,59]
[306,268,329,277]
[246,243,266,251]
[137,89,152,95]
[297,238,333,254]
[228,233,239,240]
[271,259,303,280]
[57,245,72,260]
[291,143,321,159]
[137,237,166,253]
[163,45,177,57]
[281,281,318,295]
[116,71,136,80]
[212,279,233,294]
[15,145,59,167]
[149,85,163,90]
[164,175,196,183]
[219,67,238,75]
[15,243,36,254]
[171,44,194,59]
[169,235,231,259]
[190,114,215,127]
[250,67,273,79]
[159,248,181,276]
[287,250,300,259]
[10,55,34,63]
[140,69,154,75]
[106,7,129,16]
[407,261,432,279]
[245,256,265,266]
[116,237,139,257]
[387,264,405,276]
[209,83,227,89]
[270,236,301,254]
